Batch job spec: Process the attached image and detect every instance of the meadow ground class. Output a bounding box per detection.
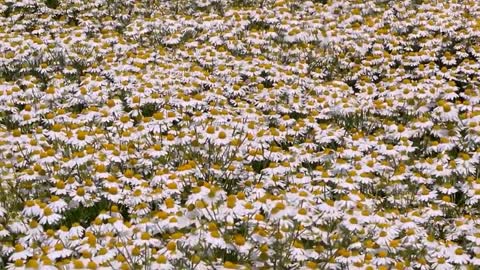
[1,0,480,269]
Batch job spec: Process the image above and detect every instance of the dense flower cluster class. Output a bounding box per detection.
[1,0,480,269]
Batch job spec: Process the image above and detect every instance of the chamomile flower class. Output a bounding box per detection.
[447,247,471,264]
[47,196,68,213]
[39,207,62,225]
[9,244,32,261]
[48,242,73,260]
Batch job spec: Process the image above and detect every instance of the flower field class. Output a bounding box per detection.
[1,0,480,269]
